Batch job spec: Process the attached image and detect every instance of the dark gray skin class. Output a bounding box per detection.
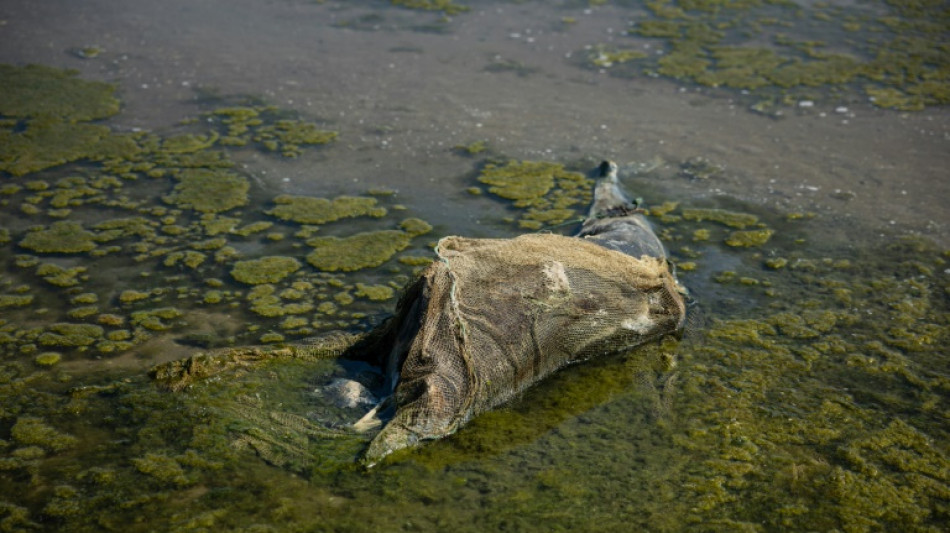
[576,161,668,260]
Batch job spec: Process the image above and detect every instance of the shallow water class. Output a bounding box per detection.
[0,1,948,531]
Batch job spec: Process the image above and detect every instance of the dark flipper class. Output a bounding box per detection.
[575,161,667,260]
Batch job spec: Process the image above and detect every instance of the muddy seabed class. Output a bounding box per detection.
[0,1,948,532]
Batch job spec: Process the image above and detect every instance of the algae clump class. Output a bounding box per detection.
[399,217,433,237]
[0,119,139,176]
[131,453,193,487]
[18,221,98,254]
[306,230,412,271]
[0,64,119,121]
[231,256,302,285]
[355,283,395,301]
[34,352,62,366]
[38,323,104,347]
[725,228,774,247]
[11,416,78,452]
[681,208,758,229]
[267,195,387,225]
[478,160,564,203]
[164,168,250,213]
[478,160,592,229]
[392,0,469,15]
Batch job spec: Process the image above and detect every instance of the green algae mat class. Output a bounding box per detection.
[385,0,950,112]
[1,59,948,533]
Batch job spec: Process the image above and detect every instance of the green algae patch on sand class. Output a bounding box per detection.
[164,168,249,213]
[267,195,387,225]
[18,221,98,254]
[306,230,412,272]
[231,256,302,285]
[0,64,119,121]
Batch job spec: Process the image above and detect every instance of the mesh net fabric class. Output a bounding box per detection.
[356,233,686,464]
[150,232,686,466]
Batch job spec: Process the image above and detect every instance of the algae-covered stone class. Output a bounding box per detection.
[19,221,97,253]
[231,256,302,285]
[0,64,119,120]
[266,195,387,225]
[306,230,411,272]
[164,168,249,213]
